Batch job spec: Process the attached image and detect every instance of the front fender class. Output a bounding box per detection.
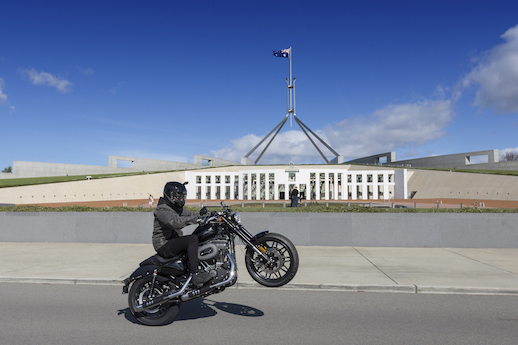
[251,231,269,243]
[121,265,158,294]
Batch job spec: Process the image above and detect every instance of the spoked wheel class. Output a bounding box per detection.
[245,233,299,287]
[128,275,180,326]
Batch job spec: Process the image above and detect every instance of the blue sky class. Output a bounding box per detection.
[2,0,518,169]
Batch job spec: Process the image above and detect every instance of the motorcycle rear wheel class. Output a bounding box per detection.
[128,275,181,326]
[245,233,299,287]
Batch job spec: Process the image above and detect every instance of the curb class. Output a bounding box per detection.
[416,285,518,295]
[0,277,122,285]
[236,282,416,293]
[3,277,518,296]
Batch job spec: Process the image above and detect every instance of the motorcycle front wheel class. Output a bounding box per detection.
[128,275,181,326]
[245,233,299,287]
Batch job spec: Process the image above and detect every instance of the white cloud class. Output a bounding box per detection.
[78,66,94,76]
[463,24,518,114]
[325,99,453,158]
[20,68,72,93]
[0,78,7,103]
[211,99,453,163]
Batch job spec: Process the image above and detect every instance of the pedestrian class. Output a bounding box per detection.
[291,185,299,207]
[148,194,154,207]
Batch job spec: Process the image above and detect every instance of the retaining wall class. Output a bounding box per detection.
[2,212,518,248]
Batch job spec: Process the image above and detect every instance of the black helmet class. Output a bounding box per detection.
[164,181,188,207]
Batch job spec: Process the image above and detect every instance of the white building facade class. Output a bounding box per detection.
[185,167,407,201]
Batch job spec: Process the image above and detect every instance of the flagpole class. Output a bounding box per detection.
[242,46,342,165]
[289,46,292,86]
[289,46,293,127]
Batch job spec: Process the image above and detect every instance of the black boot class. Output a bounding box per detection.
[191,270,211,286]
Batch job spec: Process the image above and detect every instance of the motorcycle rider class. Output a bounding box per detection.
[152,181,212,286]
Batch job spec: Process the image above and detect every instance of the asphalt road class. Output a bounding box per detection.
[1,283,517,345]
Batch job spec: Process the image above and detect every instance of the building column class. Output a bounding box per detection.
[212,176,217,200]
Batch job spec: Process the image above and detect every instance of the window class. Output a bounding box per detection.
[196,175,201,183]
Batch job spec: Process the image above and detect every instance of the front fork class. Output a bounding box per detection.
[236,226,270,260]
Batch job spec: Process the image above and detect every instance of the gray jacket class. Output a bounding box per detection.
[152,197,200,251]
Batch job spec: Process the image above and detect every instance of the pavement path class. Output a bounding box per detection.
[1,242,518,295]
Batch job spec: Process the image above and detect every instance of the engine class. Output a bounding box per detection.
[197,236,232,285]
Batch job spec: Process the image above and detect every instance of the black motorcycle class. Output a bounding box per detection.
[122,201,299,326]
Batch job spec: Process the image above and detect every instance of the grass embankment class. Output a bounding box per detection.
[0,171,169,188]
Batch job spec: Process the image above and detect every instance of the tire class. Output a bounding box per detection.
[245,233,299,287]
[128,275,181,326]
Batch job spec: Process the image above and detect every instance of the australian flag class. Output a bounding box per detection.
[273,48,290,58]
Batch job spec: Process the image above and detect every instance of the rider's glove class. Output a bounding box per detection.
[199,206,208,216]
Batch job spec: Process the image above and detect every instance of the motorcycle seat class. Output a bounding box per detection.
[140,253,183,267]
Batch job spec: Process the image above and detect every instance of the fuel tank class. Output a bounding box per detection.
[193,223,220,242]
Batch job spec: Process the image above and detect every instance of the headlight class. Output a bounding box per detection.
[232,212,241,223]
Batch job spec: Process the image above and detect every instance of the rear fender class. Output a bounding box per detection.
[121,265,158,294]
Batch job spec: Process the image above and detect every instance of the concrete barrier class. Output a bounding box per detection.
[1,212,518,248]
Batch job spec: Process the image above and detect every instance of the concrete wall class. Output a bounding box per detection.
[0,155,241,180]
[108,156,201,171]
[1,212,517,248]
[346,152,396,165]
[348,149,518,171]
[408,170,518,201]
[193,155,242,167]
[387,149,518,171]
[389,149,500,169]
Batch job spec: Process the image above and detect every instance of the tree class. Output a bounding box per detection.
[2,166,12,173]
[500,151,518,161]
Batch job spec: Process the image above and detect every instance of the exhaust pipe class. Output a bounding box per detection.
[134,252,237,311]
[133,276,192,312]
